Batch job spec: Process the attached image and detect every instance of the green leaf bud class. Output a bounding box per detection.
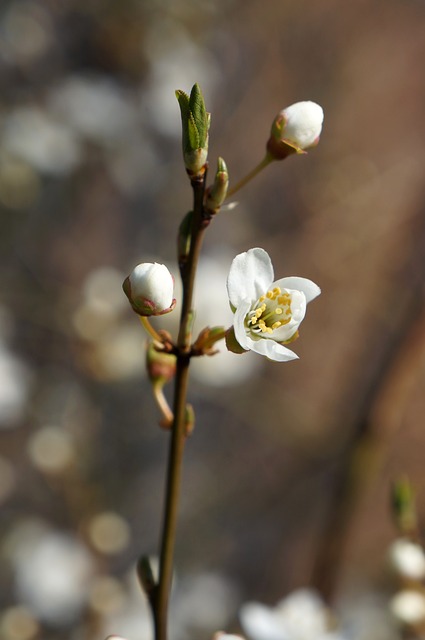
[176,83,209,178]
[205,157,229,214]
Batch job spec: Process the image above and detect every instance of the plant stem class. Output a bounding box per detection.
[140,316,163,343]
[153,385,174,426]
[226,154,272,198]
[153,173,208,640]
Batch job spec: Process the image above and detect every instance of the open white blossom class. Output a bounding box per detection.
[226,248,320,362]
[123,262,175,317]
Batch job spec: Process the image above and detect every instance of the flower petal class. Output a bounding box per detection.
[250,338,299,362]
[273,277,321,304]
[233,300,254,351]
[227,248,273,309]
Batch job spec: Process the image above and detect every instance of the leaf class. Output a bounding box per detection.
[189,83,208,147]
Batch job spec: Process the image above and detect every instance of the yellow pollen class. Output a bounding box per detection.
[272,321,282,330]
[266,291,273,299]
[275,308,283,315]
[259,295,265,302]
[278,294,291,305]
[273,287,281,295]
[285,308,291,316]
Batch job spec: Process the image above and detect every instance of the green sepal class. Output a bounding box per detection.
[225,326,247,354]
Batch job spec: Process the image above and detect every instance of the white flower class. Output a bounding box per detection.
[390,590,425,626]
[389,538,425,581]
[123,262,175,316]
[226,248,320,362]
[267,102,324,159]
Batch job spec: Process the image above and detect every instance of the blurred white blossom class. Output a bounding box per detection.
[390,590,425,626]
[388,538,425,581]
[2,107,81,175]
[10,524,95,626]
[49,75,139,144]
[172,572,240,640]
[240,589,344,640]
[142,24,220,138]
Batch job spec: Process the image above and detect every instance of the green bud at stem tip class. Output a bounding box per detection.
[176,83,209,178]
[205,157,229,214]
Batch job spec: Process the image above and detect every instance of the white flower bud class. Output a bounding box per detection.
[267,101,324,159]
[390,590,425,626]
[123,262,175,316]
[389,538,425,581]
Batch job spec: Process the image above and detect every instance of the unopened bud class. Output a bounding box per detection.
[176,83,210,179]
[267,101,324,160]
[206,157,229,214]
[146,342,176,387]
[123,262,175,317]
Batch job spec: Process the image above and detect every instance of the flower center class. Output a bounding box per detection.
[247,287,292,335]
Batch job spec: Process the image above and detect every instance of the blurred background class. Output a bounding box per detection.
[1,0,425,638]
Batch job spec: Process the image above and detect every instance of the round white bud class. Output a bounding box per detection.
[123,262,175,316]
[278,101,323,149]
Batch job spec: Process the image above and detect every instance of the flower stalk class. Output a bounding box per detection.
[226,154,272,199]
[152,173,209,640]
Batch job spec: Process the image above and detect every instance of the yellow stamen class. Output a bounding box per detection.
[272,321,282,330]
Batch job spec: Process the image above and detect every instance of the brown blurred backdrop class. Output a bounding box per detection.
[1,0,425,638]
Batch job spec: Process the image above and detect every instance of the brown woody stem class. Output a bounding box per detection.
[152,172,208,640]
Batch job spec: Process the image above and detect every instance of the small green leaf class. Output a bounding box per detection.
[189,83,208,147]
[187,112,200,151]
